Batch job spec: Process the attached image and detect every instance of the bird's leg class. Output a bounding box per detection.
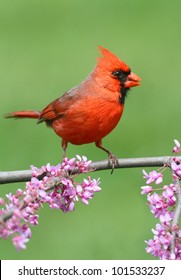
[61,139,68,160]
[95,140,118,173]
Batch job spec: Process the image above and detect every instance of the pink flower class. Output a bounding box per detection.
[143,170,163,185]
[143,140,181,260]
[61,157,76,171]
[76,155,92,173]
[159,232,173,250]
[160,212,173,226]
[21,224,32,238]
[76,177,101,205]
[172,139,181,154]
[141,186,153,194]
[147,193,165,217]
[163,186,176,206]
[46,163,62,176]
[145,239,161,257]
[68,201,75,211]
[12,235,29,250]
[171,160,181,177]
[0,155,101,250]
[28,214,39,225]
[152,223,165,236]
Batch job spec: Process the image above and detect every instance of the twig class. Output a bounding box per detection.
[0,156,178,184]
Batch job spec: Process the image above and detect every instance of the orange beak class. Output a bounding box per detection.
[125,72,141,88]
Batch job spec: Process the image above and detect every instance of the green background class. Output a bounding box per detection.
[0,0,180,260]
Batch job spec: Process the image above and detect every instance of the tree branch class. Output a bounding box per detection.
[0,156,177,184]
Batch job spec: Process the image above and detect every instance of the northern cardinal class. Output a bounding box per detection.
[5,47,141,169]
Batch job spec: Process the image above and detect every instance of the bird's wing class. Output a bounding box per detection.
[38,87,82,123]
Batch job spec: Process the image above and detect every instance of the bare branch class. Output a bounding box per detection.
[0,170,32,184]
[0,156,177,184]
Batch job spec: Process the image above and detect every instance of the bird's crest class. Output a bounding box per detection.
[97,46,130,73]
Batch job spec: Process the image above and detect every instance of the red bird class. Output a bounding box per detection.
[6,47,141,168]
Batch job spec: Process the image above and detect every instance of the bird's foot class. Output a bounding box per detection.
[108,153,118,174]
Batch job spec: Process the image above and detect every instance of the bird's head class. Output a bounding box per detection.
[94,46,141,104]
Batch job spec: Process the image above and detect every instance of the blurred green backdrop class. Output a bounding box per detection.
[0,0,180,260]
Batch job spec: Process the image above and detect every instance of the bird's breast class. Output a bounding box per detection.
[52,94,124,145]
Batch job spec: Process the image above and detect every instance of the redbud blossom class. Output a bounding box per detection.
[0,156,101,250]
[172,139,181,154]
[141,186,153,194]
[142,140,181,259]
[142,170,163,185]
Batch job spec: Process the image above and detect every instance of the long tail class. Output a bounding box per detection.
[5,110,41,119]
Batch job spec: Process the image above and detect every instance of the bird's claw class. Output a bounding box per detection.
[108,153,118,174]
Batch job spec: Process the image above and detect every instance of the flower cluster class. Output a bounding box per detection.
[141,140,181,260]
[0,156,101,250]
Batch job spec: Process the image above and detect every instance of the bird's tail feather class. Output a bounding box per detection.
[4,110,41,119]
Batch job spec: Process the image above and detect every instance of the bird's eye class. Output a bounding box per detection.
[112,69,131,80]
[112,70,123,78]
